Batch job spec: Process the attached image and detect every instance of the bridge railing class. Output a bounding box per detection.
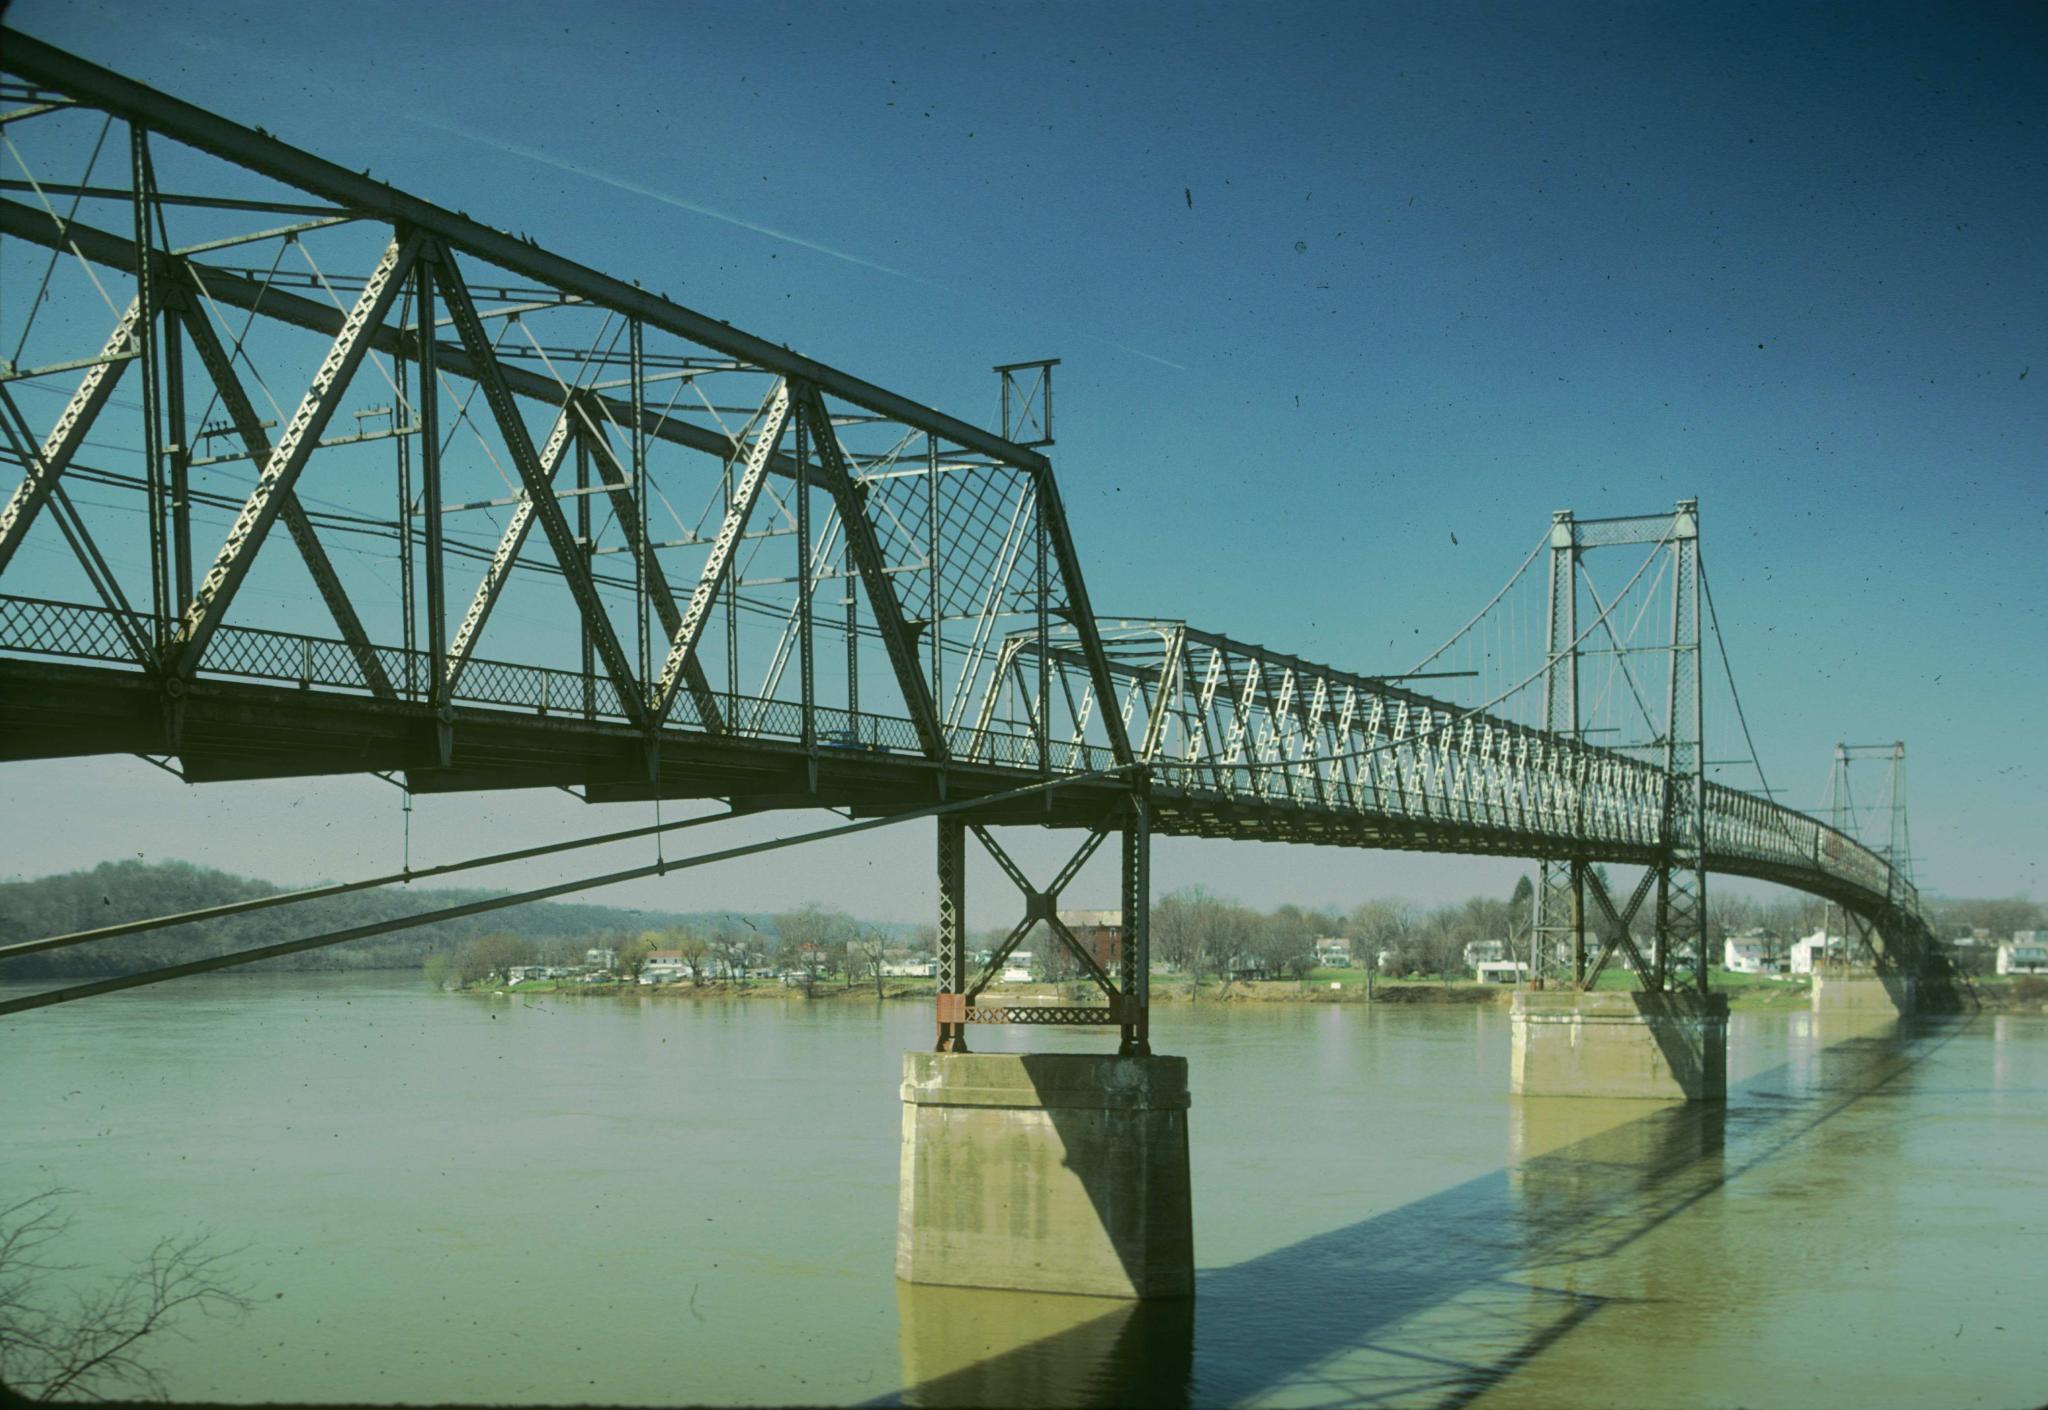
[963,618,1904,912]
[1,590,1904,914]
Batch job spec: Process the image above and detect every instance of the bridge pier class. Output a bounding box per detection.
[1511,990,1728,1101]
[896,1052,1194,1299]
[1811,968,1916,1016]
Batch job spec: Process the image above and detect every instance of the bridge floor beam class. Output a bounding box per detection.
[896,1052,1193,1299]
[1511,989,1728,1101]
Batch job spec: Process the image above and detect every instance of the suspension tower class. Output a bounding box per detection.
[1517,499,1725,1100]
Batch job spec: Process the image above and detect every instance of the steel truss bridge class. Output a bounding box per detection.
[0,34,1931,1038]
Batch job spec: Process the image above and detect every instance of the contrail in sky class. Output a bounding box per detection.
[408,114,1189,374]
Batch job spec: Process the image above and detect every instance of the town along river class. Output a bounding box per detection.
[4,971,2043,1408]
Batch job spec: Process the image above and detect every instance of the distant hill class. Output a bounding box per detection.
[0,859,783,981]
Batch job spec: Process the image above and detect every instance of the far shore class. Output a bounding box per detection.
[443,971,2048,1014]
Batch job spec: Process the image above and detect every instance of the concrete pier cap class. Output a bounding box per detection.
[1511,989,1729,1102]
[897,1051,1194,1300]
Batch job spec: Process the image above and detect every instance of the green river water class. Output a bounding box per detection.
[4,972,2043,1407]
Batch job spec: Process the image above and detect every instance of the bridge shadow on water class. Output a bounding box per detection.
[883,1014,1957,1410]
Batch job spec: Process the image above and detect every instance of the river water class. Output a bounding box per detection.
[4,973,2043,1408]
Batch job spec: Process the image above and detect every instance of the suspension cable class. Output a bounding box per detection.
[1404,528,1549,676]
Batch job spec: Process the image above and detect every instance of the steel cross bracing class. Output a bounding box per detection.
[0,36,1931,1032]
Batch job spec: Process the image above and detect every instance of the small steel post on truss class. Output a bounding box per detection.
[993,359,1057,447]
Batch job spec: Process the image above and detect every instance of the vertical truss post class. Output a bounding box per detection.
[844,530,859,724]
[630,320,649,692]
[1656,499,1707,994]
[1120,779,1152,1056]
[417,258,447,740]
[935,817,968,1052]
[926,433,942,752]
[1035,494,1050,776]
[393,304,416,695]
[795,388,814,753]
[162,292,191,615]
[1885,741,1911,913]
[576,422,593,719]
[130,124,169,651]
[1535,509,1582,985]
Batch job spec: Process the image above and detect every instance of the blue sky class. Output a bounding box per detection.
[3,0,2042,919]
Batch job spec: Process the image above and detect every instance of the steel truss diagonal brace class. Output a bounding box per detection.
[441,403,575,699]
[172,231,420,678]
[797,384,945,758]
[434,243,648,726]
[175,297,395,698]
[650,381,790,726]
[962,822,1114,1002]
[1581,866,1658,991]
[0,297,140,576]
[571,395,724,733]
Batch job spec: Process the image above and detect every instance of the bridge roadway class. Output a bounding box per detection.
[0,592,1901,921]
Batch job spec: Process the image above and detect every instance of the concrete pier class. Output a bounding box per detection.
[1812,968,1916,1016]
[1511,990,1729,1101]
[896,1052,1193,1299]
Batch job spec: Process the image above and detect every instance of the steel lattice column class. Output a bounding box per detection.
[935,817,968,1052]
[1655,499,1707,994]
[1120,784,1151,1057]
[1534,509,1584,985]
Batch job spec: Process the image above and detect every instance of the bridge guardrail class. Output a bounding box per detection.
[0,592,1902,913]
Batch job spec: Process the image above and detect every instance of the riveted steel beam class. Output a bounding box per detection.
[569,394,724,733]
[798,384,945,759]
[433,242,647,728]
[650,382,789,726]
[0,32,1049,476]
[440,403,575,700]
[0,298,140,576]
[174,295,394,698]
[171,231,419,680]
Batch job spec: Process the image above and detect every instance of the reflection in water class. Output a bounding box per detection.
[897,1283,1192,1409]
[894,1017,1953,1409]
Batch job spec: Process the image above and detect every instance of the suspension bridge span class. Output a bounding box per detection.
[0,34,1938,1299]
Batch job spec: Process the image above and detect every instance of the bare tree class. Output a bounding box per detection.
[0,1189,252,1402]
[674,928,711,986]
[711,916,756,985]
[849,927,889,998]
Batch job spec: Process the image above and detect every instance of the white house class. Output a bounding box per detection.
[1475,960,1529,984]
[506,965,549,985]
[1789,930,1844,975]
[1000,950,1035,983]
[1463,939,1507,968]
[641,950,690,983]
[584,946,618,970]
[1313,937,1352,968]
[1996,939,2048,976]
[881,958,936,978]
[1723,930,1785,974]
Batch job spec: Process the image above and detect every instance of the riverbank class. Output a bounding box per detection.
[444,971,2036,1012]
